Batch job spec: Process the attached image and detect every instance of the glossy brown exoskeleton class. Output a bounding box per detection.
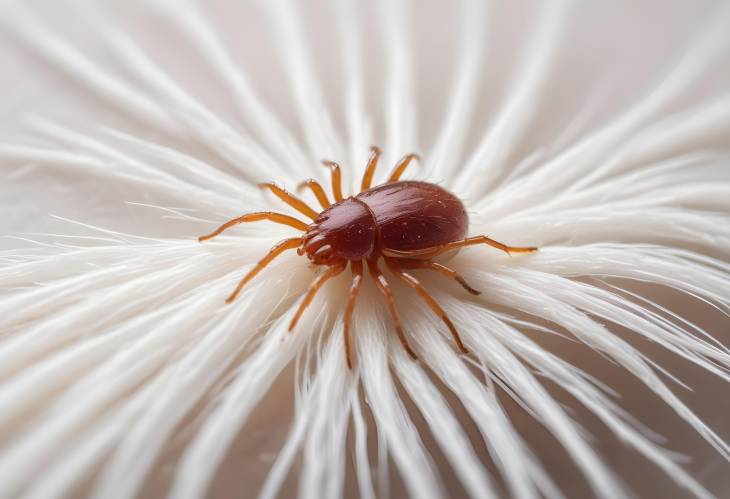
[199,147,537,368]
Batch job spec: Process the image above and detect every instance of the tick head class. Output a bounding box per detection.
[300,198,377,265]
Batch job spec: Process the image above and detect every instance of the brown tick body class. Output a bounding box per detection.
[199,147,537,368]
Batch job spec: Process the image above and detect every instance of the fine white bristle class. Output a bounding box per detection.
[0,1,729,498]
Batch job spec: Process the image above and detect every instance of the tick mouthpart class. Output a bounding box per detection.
[304,238,336,264]
[301,223,334,264]
[304,234,328,257]
[312,244,334,260]
[302,226,322,248]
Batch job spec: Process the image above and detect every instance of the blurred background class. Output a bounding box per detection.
[1,1,729,498]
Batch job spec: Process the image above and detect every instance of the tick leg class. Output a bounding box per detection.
[297,179,331,210]
[387,153,420,182]
[322,160,344,202]
[367,257,418,361]
[430,235,538,257]
[397,259,481,295]
[360,146,382,192]
[198,212,308,242]
[343,261,364,369]
[385,258,469,354]
[259,182,319,220]
[226,237,303,303]
[289,262,346,331]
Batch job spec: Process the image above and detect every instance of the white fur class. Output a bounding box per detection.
[0,1,728,498]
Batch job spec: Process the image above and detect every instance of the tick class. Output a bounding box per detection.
[199,147,537,368]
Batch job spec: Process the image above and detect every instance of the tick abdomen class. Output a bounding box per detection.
[356,181,468,253]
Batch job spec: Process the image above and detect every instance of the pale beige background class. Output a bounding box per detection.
[1,1,728,497]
